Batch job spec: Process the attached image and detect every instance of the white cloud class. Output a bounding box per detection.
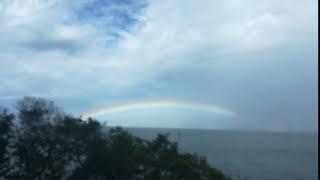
[0,0,317,99]
[0,0,317,130]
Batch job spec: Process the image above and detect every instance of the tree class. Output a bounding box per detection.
[0,97,229,180]
[16,97,62,129]
[14,97,67,180]
[69,128,229,180]
[57,117,105,179]
[68,127,145,180]
[0,107,14,178]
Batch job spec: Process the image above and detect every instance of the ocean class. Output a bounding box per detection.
[127,128,318,180]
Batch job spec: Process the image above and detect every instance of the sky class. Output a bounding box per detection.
[0,0,318,131]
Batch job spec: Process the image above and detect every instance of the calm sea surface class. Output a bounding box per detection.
[127,128,318,180]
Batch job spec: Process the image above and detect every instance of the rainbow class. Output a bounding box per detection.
[81,100,236,120]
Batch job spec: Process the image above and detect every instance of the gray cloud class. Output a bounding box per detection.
[22,37,84,54]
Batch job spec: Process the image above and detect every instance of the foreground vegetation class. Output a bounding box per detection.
[0,97,229,180]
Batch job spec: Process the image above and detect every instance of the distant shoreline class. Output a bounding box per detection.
[105,125,318,135]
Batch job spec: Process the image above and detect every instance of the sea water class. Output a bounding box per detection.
[128,128,318,180]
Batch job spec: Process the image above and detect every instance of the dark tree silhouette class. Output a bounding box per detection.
[14,97,67,180]
[0,107,14,178]
[0,97,229,180]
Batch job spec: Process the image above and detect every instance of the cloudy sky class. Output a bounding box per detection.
[0,0,318,131]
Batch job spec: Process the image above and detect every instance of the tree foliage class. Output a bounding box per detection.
[0,97,229,180]
[0,107,14,178]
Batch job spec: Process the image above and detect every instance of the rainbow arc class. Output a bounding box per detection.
[81,100,236,120]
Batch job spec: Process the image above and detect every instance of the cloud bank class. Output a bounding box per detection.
[0,0,318,131]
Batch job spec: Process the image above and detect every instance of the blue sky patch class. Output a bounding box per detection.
[73,0,148,35]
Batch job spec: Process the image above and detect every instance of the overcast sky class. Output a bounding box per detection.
[0,0,318,131]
